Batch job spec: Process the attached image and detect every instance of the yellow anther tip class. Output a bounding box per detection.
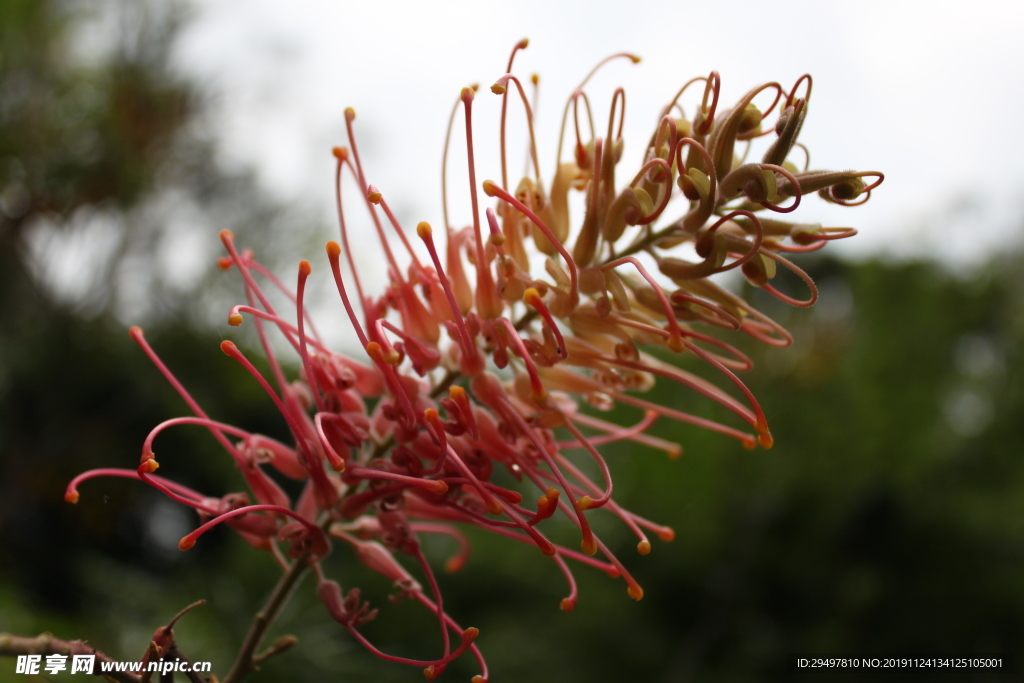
[140,458,160,473]
[531,73,539,85]
[461,86,475,101]
[227,314,243,327]
[367,191,382,204]
[424,408,439,420]
[518,38,529,49]
[482,180,498,196]
[178,537,195,551]
[416,221,432,239]
[490,83,506,95]
[577,495,594,510]
[628,54,642,64]
[65,491,80,504]
[758,433,774,449]
[523,287,542,305]
[628,585,644,601]
[637,540,652,555]
[581,536,597,556]
[344,107,356,121]
[462,627,480,641]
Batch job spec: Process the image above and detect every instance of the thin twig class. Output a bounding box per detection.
[0,632,141,683]
[221,556,312,683]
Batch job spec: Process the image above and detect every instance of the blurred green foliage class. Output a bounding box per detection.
[2,2,1024,683]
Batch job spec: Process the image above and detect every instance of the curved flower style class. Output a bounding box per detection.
[67,41,881,681]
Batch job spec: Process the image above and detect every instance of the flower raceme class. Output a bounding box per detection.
[66,41,882,680]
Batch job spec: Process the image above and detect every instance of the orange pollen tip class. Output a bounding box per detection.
[637,540,652,555]
[178,537,196,551]
[490,83,506,95]
[668,446,683,460]
[581,536,597,556]
[219,229,234,240]
[299,260,312,276]
[742,437,757,450]
[330,458,346,473]
[331,146,349,160]
[449,385,466,401]
[486,499,504,516]
[489,232,505,246]
[628,54,642,63]
[423,666,437,681]
[523,288,542,306]
[365,341,383,359]
[462,627,480,642]
[445,558,464,574]
[65,490,80,504]
[424,408,439,421]
[481,180,498,197]
[540,542,557,557]
[758,433,774,449]
[530,389,548,404]
[220,340,237,355]
[227,313,243,327]
[344,107,356,121]
[628,584,645,601]
[471,677,486,683]
[658,527,676,542]
[546,487,560,499]
[416,221,432,239]
[430,481,449,495]
[367,190,382,204]
[577,495,594,510]
[461,86,475,101]
[560,598,575,612]
[140,458,159,473]
[518,37,529,49]
[531,73,539,85]
[326,241,341,258]
[128,325,143,338]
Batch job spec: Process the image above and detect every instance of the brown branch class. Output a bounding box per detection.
[221,556,311,683]
[0,632,141,683]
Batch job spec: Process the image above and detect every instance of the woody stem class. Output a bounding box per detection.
[0,633,142,683]
[222,526,324,683]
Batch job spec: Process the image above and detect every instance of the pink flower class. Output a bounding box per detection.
[67,41,881,680]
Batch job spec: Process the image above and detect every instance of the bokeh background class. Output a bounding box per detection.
[2,1,1024,681]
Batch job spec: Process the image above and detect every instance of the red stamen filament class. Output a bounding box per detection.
[482,180,578,303]
[601,256,683,350]
[179,504,320,551]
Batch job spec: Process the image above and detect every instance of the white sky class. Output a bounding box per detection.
[174,0,1024,272]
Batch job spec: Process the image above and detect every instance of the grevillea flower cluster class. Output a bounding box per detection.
[67,41,882,681]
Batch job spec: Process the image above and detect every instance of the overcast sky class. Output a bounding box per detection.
[173,0,1024,272]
